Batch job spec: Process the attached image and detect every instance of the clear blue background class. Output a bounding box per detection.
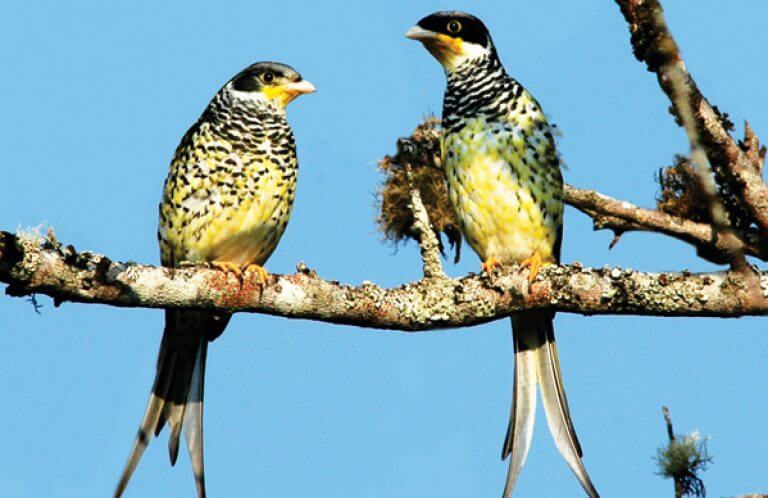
[1,1,766,497]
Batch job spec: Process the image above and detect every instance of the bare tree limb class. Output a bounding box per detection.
[565,185,767,262]
[615,0,741,270]
[615,0,768,242]
[739,123,768,235]
[2,231,768,330]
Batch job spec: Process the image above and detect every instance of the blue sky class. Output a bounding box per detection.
[1,1,767,497]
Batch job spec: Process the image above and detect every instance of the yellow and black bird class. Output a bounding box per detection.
[114,62,315,498]
[407,12,599,498]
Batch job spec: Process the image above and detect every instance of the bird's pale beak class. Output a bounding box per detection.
[285,79,316,96]
[279,79,316,105]
[406,25,464,68]
[405,25,438,41]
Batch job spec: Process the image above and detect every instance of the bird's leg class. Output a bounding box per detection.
[481,256,503,274]
[244,264,269,286]
[210,261,244,281]
[520,252,544,283]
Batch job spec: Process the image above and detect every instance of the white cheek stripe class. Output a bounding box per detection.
[449,42,492,69]
[224,85,269,103]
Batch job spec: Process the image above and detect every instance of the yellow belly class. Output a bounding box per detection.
[189,173,292,266]
[160,151,295,267]
[443,122,560,264]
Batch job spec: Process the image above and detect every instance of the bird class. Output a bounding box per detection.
[407,11,599,498]
[114,61,315,498]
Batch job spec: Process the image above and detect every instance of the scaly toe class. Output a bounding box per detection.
[481,257,503,274]
[211,261,244,280]
[245,264,269,286]
[520,253,543,284]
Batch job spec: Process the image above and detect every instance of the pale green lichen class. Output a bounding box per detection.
[656,431,712,498]
[15,224,47,247]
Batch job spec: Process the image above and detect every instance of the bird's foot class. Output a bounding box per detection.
[211,261,244,281]
[520,252,545,283]
[244,264,269,286]
[481,257,503,274]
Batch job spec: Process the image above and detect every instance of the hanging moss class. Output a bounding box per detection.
[376,118,462,262]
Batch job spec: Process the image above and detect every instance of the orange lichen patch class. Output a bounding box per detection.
[240,272,270,295]
[203,262,275,309]
[525,277,552,304]
[216,288,258,309]
[244,264,269,286]
[205,270,253,309]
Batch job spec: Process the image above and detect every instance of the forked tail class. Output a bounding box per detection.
[501,312,599,498]
[114,310,228,498]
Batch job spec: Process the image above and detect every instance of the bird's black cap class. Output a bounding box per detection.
[415,11,492,47]
[231,62,303,92]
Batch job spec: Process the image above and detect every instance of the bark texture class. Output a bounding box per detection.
[2,231,767,331]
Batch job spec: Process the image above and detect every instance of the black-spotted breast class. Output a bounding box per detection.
[115,62,315,498]
[407,12,599,498]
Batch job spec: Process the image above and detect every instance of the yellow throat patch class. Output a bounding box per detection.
[424,34,465,68]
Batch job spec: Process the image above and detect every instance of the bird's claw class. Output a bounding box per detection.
[211,261,244,281]
[244,264,269,286]
[481,257,503,274]
[520,253,544,283]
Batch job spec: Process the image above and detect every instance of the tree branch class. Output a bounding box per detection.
[565,185,767,262]
[2,231,768,330]
[615,0,768,242]
[405,164,444,278]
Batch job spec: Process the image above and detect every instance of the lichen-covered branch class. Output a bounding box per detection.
[2,231,768,330]
[405,165,444,278]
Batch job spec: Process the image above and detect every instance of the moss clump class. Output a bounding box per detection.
[656,155,711,223]
[376,118,462,262]
[656,430,712,498]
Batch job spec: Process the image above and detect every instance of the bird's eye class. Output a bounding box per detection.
[262,72,275,83]
[447,20,462,33]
